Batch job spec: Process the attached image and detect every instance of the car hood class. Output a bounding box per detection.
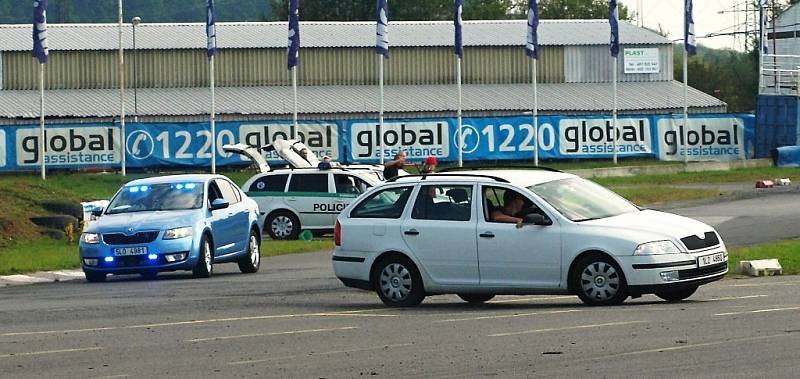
[581,209,716,245]
[88,209,202,233]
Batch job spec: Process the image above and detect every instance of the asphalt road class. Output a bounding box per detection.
[1,192,799,378]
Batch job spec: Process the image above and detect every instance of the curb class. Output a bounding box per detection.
[568,159,773,179]
[0,269,84,287]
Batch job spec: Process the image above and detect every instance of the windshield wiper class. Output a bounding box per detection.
[573,217,604,222]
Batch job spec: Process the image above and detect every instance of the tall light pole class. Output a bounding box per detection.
[118,0,127,176]
[132,16,140,122]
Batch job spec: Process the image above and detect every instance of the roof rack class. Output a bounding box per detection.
[439,165,562,173]
[386,173,510,183]
[269,166,352,172]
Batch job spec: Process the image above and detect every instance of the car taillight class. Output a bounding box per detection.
[334,220,342,246]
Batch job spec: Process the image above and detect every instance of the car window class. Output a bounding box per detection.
[528,177,638,221]
[334,174,370,195]
[482,186,543,223]
[350,186,413,219]
[249,174,288,192]
[411,185,472,221]
[216,179,240,204]
[288,173,329,193]
[208,181,223,206]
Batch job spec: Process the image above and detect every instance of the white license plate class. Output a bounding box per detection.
[114,247,148,256]
[698,252,726,268]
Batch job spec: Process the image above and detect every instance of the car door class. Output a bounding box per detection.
[286,172,332,228]
[477,185,562,288]
[333,173,370,217]
[216,178,250,253]
[400,183,479,286]
[207,180,236,256]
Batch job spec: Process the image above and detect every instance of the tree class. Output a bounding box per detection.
[269,0,517,21]
[537,0,631,20]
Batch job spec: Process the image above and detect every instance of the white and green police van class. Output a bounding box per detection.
[224,140,383,240]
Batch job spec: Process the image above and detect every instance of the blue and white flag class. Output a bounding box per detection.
[684,0,697,56]
[288,0,300,69]
[454,0,463,59]
[608,0,619,57]
[206,0,217,58]
[760,0,769,54]
[376,0,389,57]
[32,0,48,64]
[525,0,539,59]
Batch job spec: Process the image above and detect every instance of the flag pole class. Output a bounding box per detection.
[682,47,689,165]
[210,54,216,173]
[612,56,618,165]
[39,63,45,180]
[457,57,463,167]
[379,56,385,165]
[118,0,127,177]
[292,66,298,130]
[532,58,539,166]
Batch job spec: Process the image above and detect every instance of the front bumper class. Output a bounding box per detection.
[618,248,728,293]
[79,236,197,274]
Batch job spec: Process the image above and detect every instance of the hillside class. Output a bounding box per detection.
[0,0,272,24]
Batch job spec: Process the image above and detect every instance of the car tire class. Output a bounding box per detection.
[84,271,106,283]
[655,286,698,302]
[266,211,301,240]
[372,255,425,307]
[192,236,213,278]
[238,229,261,274]
[457,294,495,304]
[571,255,629,306]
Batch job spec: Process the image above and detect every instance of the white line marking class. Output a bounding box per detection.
[488,320,647,337]
[185,326,358,343]
[488,295,577,304]
[725,281,800,288]
[0,309,388,337]
[228,343,414,365]
[586,333,797,360]
[715,306,800,316]
[701,294,770,302]
[0,346,103,359]
[436,309,582,323]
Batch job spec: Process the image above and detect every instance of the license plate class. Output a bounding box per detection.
[114,247,148,256]
[698,252,726,268]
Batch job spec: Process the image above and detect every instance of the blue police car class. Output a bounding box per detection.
[79,174,263,282]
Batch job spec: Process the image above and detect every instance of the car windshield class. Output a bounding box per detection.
[528,178,639,222]
[106,182,204,214]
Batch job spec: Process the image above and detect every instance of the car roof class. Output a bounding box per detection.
[390,169,577,188]
[125,174,221,186]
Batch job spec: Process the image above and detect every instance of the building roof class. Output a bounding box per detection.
[0,20,670,52]
[0,81,725,120]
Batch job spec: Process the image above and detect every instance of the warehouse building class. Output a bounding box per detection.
[0,20,725,125]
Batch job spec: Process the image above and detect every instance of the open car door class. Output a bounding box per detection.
[222,144,271,173]
[265,139,321,168]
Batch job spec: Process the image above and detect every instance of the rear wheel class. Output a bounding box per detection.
[571,255,628,306]
[372,255,425,307]
[84,271,106,283]
[238,229,261,274]
[192,236,213,278]
[655,286,698,302]
[457,294,495,304]
[266,211,300,240]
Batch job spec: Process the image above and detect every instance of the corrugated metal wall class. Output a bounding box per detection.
[2,46,566,90]
[564,45,673,83]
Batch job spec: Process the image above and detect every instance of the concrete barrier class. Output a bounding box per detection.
[569,159,773,179]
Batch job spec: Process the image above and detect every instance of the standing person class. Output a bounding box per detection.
[383,150,407,180]
[420,156,437,175]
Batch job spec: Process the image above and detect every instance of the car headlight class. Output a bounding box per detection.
[83,233,101,244]
[163,226,193,240]
[634,240,681,255]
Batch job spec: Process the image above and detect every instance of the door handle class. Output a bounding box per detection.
[404,229,420,236]
[228,213,234,217]
[479,232,495,238]
[287,198,297,202]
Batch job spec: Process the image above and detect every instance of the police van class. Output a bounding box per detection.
[224,140,383,240]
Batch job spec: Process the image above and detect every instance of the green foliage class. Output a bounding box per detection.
[538,0,631,20]
[674,45,759,113]
[269,0,517,21]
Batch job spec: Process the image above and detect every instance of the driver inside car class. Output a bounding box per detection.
[491,190,526,228]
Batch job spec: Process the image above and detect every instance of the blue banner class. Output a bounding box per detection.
[0,113,754,172]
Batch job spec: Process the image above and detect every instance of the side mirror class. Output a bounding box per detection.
[210,198,230,211]
[91,207,104,217]
[523,213,552,226]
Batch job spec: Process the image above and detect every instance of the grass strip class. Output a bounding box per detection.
[728,239,800,276]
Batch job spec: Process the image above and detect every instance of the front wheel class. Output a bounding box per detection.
[655,286,698,302]
[372,256,425,307]
[458,294,495,304]
[266,211,300,240]
[571,255,628,306]
[192,236,213,278]
[238,230,261,274]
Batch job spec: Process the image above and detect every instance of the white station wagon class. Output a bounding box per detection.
[332,169,728,307]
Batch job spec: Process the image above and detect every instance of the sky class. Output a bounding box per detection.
[623,0,759,51]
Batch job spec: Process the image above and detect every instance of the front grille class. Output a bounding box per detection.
[680,232,720,251]
[103,231,159,245]
[678,262,727,280]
